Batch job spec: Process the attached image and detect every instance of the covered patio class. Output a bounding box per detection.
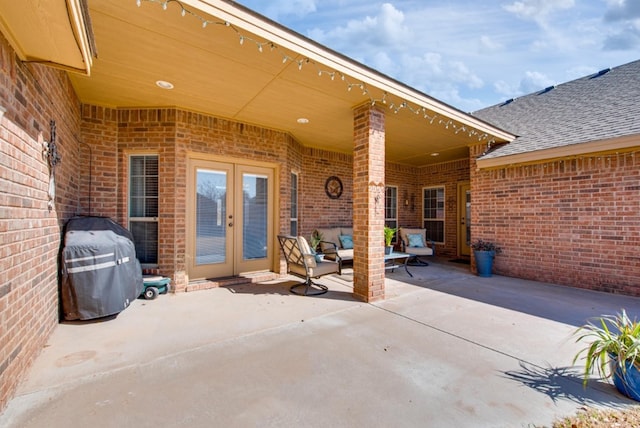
[0,0,514,302]
[2,259,639,427]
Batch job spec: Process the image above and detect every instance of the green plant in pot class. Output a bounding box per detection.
[309,230,324,262]
[309,230,323,252]
[384,226,396,255]
[470,239,502,277]
[572,309,640,401]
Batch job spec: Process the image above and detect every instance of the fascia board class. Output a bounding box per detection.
[476,135,640,170]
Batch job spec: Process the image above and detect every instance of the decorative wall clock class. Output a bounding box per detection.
[324,176,343,199]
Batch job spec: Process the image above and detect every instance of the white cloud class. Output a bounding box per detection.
[479,35,502,52]
[449,61,484,89]
[262,0,317,20]
[603,25,640,50]
[604,0,640,21]
[503,0,575,24]
[309,3,410,49]
[602,0,640,50]
[519,71,555,93]
[493,71,555,99]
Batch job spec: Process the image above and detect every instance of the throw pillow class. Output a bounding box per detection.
[408,233,425,248]
[339,235,354,249]
[315,254,325,263]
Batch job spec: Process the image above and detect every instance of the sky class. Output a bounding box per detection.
[235,0,640,112]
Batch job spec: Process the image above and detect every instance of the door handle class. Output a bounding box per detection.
[228,222,233,227]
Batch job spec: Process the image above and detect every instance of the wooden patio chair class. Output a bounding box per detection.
[277,235,340,296]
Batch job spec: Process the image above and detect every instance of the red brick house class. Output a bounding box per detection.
[0,0,637,412]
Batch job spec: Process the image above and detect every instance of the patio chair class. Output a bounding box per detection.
[398,227,435,266]
[277,235,340,296]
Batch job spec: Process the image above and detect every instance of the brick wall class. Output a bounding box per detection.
[79,105,118,218]
[471,144,640,295]
[0,33,82,411]
[299,147,353,238]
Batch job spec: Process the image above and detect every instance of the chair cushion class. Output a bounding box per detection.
[307,260,340,277]
[316,227,342,249]
[340,227,353,237]
[323,248,353,262]
[339,235,354,249]
[337,248,354,260]
[296,236,316,267]
[406,246,433,256]
[408,233,425,248]
[399,228,425,246]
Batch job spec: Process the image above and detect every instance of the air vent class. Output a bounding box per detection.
[538,85,556,95]
[590,68,611,79]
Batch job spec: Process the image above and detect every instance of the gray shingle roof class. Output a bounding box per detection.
[472,59,640,159]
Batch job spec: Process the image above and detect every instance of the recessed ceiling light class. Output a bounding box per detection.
[430,152,440,157]
[156,80,174,90]
[296,118,309,124]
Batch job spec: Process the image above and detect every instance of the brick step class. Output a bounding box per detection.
[185,271,279,292]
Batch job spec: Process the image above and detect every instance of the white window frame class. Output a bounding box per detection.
[385,185,398,243]
[128,154,159,267]
[422,186,445,244]
[290,172,298,236]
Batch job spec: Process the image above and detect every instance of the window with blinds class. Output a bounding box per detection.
[129,155,159,265]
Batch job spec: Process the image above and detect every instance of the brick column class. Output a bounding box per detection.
[352,103,386,302]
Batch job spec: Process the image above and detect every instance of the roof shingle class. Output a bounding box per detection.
[472,59,640,159]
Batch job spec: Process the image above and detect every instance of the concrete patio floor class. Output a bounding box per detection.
[2,258,640,427]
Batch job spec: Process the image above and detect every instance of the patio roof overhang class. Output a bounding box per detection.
[4,0,515,166]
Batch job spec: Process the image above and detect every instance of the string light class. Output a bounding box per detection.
[136,0,494,143]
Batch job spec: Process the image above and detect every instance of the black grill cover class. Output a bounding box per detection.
[61,217,144,321]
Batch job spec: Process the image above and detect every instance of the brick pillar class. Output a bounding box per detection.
[352,104,386,302]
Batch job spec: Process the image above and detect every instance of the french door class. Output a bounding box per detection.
[187,158,274,280]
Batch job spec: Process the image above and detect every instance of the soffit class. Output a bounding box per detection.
[0,0,94,74]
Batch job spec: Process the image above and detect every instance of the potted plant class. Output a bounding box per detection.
[384,226,396,255]
[572,309,640,401]
[470,239,501,277]
[309,230,323,252]
[309,230,324,262]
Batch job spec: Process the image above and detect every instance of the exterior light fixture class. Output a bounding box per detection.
[156,80,174,90]
[296,118,309,124]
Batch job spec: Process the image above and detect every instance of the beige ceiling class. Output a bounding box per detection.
[2,0,514,166]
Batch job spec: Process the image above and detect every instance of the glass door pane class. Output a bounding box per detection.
[242,173,268,260]
[196,169,227,265]
[235,165,273,274]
